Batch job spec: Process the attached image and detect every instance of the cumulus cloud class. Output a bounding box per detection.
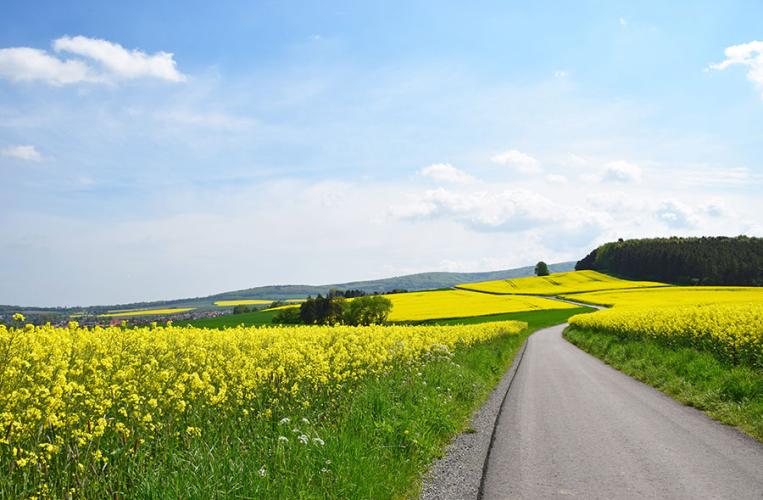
[708,40,763,97]
[1,144,43,161]
[419,163,475,184]
[601,160,642,183]
[0,36,185,85]
[491,149,542,174]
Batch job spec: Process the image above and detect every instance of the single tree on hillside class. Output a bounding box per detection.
[535,261,550,276]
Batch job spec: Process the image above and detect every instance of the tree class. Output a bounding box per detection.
[535,261,550,276]
[344,295,393,325]
[300,295,347,325]
[232,305,251,315]
[273,307,301,324]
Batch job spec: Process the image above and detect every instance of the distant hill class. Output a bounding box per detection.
[576,236,763,286]
[205,261,576,303]
[1,261,575,312]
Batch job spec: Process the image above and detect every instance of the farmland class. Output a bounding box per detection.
[561,286,763,308]
[99,307,195,317]
[0,318,528,498]
[457,270,667,295]
[213,299,304,307]
[385,289,575,321]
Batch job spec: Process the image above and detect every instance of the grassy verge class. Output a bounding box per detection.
[564,327,763,442]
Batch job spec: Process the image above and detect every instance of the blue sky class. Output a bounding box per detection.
[1,1,762,306]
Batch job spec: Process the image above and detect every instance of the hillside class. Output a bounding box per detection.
[205,262,576,303]
[0,262,576,312]
[576,236,763,286]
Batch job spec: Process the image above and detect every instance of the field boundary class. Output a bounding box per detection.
[420,335,529,499]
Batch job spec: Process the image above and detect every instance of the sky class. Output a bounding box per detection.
[1,0,762,307]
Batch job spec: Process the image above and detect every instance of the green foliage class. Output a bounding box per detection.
[565,327,763,442]
[534,261,550,276]
[272,307,301,325]
[232,305,252,314]
[300,295,347,325]
[344,296,393,325]
[576,235,763,285]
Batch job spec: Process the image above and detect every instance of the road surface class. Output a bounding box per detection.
[481,323,763,499]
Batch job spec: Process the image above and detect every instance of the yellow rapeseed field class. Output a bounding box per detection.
[214,299,274,306]
[561,286,763,307]
[385,289,575,321]
[569,303,763,368]
[213,299,304,306]
[457,270,667,295]
[0,319,524,494]
[99,307,195,317]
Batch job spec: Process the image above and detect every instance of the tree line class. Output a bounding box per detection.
[576,236,763,286]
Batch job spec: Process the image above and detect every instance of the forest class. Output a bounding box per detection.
[575,236,763,286]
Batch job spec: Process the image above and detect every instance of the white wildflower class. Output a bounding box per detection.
[278,436,288,444]
[312,437,325,446]
[258,466,267,477]
[298,434,309,445]
[279,417,291,425]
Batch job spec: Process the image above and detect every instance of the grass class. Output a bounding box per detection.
[178,308,281,328]
[564,327,763,442]
[421,306,595,328]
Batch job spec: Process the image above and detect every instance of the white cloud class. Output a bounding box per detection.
[554,70,568,78]
[392,186,580,233]
[0,36,186,86]
[0,47,98,85]
[708,40,763,98]
[491,149,542,174]
[419,163,475,184]
[619,17,628,26]
[53,36,186,82]
[601,160,642,183]
[1,144,43,161]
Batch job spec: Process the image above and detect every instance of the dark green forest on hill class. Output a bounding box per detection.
[576,236,763,286]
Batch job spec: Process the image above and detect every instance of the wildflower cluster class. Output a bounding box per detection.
[570,303,763,368]
[0,320,524,495]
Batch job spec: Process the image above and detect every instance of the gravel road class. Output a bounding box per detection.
[481,323,763,499]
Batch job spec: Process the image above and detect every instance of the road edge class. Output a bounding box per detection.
[420,334,530,500]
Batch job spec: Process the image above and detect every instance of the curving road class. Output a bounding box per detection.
[481,324,763,500]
